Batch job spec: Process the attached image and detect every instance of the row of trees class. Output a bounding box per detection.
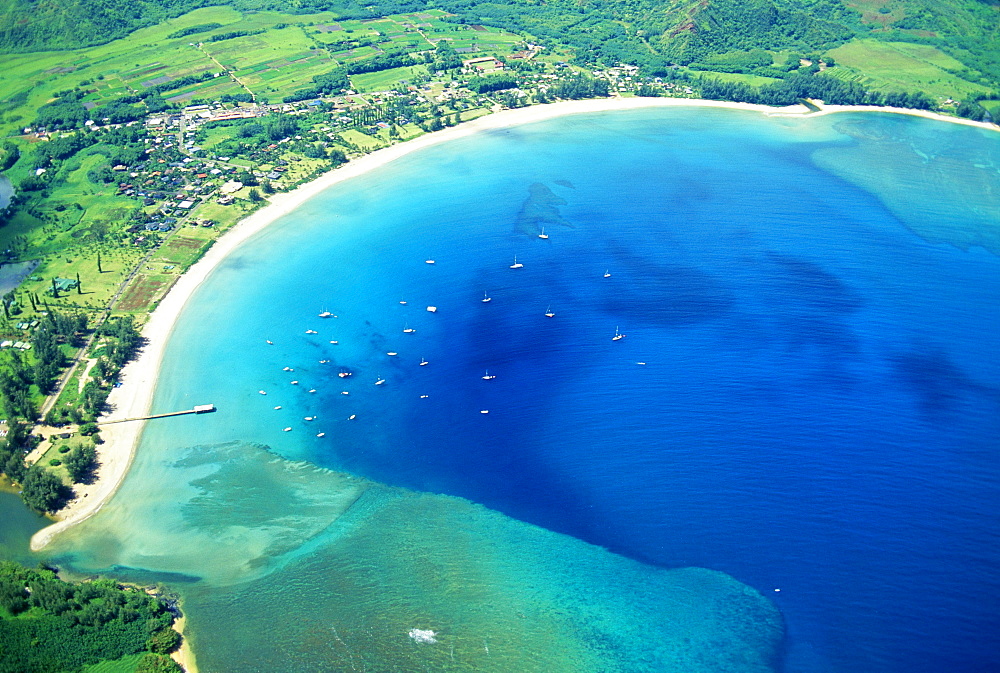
[165,22,223,39]
[699,70,933,109]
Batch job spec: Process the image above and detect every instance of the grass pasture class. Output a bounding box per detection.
[81,653,147,673]
[117,273,175,313]
[978,99,1000,116]
[826,40,992,100]
[351,66,430,92]
[153,234,211,269]
[700,71,784,88]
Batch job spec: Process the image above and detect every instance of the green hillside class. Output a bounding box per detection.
[2,0,997,86]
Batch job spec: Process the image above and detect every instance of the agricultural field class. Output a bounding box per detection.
[826,40,993,100]
[116,273,176,313]
[0,7,524,137]
[351,66,430,93]
[152,233,212,270]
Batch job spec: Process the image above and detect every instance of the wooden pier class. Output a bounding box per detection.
[97,404,216,425]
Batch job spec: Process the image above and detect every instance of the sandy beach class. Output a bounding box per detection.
[27,95,997,553]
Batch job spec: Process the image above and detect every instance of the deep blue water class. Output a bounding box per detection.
[109,108,1000,671]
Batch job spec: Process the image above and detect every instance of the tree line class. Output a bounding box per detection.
[699,69,934,109]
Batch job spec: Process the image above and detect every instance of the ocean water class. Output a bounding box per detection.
[45,107,1000,671]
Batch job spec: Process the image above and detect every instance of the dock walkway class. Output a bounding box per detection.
[98,404,215,425]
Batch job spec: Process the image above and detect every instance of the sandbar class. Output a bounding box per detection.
[28,95,997,552]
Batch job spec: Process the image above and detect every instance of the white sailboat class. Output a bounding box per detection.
[538,227,549,240]
[544,305,555,318]
[482,291,491,303]
[403,322,415,333]
[612,326,625,341]
[482,371,496,380]
[510,255,523,269]
[604,270,611,278]
[318,310,332,318]
[375,376,386,385]
[419,358,429,366]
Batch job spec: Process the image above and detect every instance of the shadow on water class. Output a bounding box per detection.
[890,344,1000,419]
[596,243,735,326]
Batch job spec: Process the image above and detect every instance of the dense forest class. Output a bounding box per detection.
[0,561,182,673]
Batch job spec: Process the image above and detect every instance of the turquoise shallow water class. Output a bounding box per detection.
[40,107,1000,671]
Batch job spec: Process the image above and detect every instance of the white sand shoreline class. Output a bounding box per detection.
[28,96,997,552]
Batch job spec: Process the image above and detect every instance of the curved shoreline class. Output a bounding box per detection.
[28,96,997,552]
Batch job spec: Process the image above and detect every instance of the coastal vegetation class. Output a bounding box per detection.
[0,313,140,513]
[0,561,181,673]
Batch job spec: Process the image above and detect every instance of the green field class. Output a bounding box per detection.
[978,99,1000,116]
[81,653,147,673]
[827,40,992,100]
[700,71,784,87]
[0,7,525,137]
[351,66,430,93]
